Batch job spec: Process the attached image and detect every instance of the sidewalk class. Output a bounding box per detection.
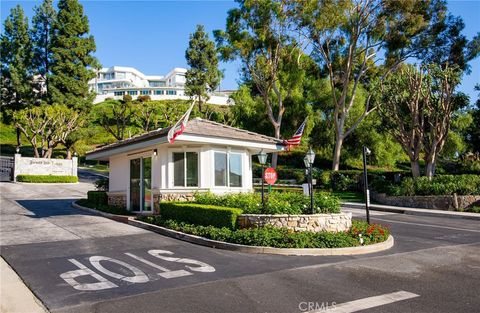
[0,257,48,313]
[342,202,480,221]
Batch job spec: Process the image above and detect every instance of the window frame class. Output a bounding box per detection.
[213,150,244,188]
[170,149,200,188]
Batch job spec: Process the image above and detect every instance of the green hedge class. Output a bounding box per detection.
[194,191,341,214]
[87,191,108,207]
[373,174,480,196]
[76,199,131,215]
[160,202,242,229]
[16,175,78,183]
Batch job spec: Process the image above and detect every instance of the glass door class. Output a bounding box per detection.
[130,157,152,212]
[130,158,141,211]
[142,157,152,212]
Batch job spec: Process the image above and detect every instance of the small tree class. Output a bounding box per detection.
[13,106,50,158]
[95,100,135,140]
[185,25,221,112]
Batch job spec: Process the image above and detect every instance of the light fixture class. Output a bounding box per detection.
[365,147,371,156]
[257,149,267,165]
[15,146,20,154]
[153,149,158,156]
[73,151,78,157]
[303,155,310,168]
[306,147,315,165]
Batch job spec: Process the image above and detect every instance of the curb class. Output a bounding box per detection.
[342,202,480,221]
[71,201,394,256]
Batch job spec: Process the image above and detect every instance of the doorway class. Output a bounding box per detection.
[130,157,152,212]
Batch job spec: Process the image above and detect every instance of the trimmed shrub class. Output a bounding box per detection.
[87,191,108,207]
[16,175,78,183]
[94,177,109,191]
[160,202,243,229]
[194,191,341,214]
[76,199,131,215]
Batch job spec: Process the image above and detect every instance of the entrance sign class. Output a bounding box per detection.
[59,249,215,291]
[263,167,278,185]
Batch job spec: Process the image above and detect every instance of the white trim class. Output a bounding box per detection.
[176,134,283,152]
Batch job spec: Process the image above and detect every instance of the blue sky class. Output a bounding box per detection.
[1,0,479,103]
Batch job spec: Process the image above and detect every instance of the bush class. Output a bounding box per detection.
[160,202,242,229]
[317,170,362,191]
[194,191,341,214]
[16,175,78,183]
[76,199,131,215]
[137,217,390,248]
[87,191,108,207]
[384,175,480,196]
[94,177,109,191]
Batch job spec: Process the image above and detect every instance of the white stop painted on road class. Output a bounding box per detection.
[89,256,149,283]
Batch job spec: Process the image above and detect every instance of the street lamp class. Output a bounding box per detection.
[257,149,268,210]
[304,147,315,213]
[15,146,20,155]
[362,146,371,224]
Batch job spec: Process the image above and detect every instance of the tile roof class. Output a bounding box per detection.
[86,118,282,155]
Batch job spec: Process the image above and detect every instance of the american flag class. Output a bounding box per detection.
[284,118,307,148]
[167,100,196,144]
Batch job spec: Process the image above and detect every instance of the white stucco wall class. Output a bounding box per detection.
[108,155,129,192]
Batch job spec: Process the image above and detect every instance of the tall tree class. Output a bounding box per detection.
[1,5,34,146]
[292,0,455,170]
[379,64,462,178]
[466,84,480,154]
[185,25,221,112]
[49,0,99,109]
[30,0,56,102]
[215,0,301,167]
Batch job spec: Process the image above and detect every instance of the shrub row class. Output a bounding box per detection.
[76,199,131,215]
[16,175,78,183]
[136,217,390,248]
[194,191,341,215]
[87,191,108,207]
[160,202,242,229]
[374,174,480,196]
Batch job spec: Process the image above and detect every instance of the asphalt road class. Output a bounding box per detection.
[0,182,479,313]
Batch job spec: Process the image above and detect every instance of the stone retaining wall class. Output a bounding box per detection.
[237,212,352,233]
[107,192,126,208]
[372,192,480,210]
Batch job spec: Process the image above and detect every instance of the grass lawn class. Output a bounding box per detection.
[331,191,365,203]
[80,163,110,173]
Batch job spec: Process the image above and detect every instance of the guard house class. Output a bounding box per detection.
[86,118,284,213]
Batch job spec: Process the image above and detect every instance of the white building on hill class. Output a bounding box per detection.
[88,66,233,105]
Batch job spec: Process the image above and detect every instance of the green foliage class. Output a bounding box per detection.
[1,5,33,112]
[160,202,242,229]
[317,170,362,191]
[76,198,131,215]
[16,174,78,183]
[185,24,221,111]
[49,0,99,109]
[194,191,340,214]
[137,217,390,248]
[94,177,109,191]
[377,175,480,196]
[87,190,108,206]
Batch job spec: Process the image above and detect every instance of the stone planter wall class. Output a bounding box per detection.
[237,212,352,233]
[107,192,126,208]
[372,192,480,210]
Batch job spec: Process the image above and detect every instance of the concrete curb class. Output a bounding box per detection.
[71,201,394,256]
[1,257,49,313]
[342,202,480,221]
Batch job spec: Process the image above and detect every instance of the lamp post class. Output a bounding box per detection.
[304,147,316,213]
[257,149,268,210]
[362,146,371,224]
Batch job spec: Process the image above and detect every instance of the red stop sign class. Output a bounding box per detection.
[263,167,278,185]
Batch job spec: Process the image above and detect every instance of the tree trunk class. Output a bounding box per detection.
[198,95,203,112]
[16,128,21,147]
[411,160,420,177]
[332,135,344,171]
[271,124,281,168]
[425,153,437,179]
[66,150,72,160]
